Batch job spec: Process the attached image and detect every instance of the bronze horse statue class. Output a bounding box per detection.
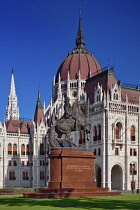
[49,99,89,148]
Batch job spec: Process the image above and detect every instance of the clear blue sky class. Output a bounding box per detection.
[0,0,140,122]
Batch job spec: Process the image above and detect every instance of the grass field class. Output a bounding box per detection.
[0,194,140,210]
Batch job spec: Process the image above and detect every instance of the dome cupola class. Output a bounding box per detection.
[55,15,102,83]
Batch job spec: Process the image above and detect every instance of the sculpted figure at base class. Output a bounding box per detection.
[49,97,89,148]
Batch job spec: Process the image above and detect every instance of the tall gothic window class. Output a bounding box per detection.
[8,143,12,155]
[115,148,119,155]
[113,89,118,100]
[94,84,102,103]
[96,90,101,102]
[13,161,17,166]
[13,144,17,155]
[79,130,86,144]
[130,163,137,175]
[93,126,97,141]
[26,144,30,155]
[130,126,135,141]
[8,160,11,166]
[98,125,101,140]
[40,171,45,180]
[21,144,25,155]
[115,123,122,139]
[40,143,45,155]
[23,171,29,180]
[9,171,16,180]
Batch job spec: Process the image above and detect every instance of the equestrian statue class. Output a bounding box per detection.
[49,97,89,148]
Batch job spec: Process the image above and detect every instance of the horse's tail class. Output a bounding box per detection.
[49,125,56,148]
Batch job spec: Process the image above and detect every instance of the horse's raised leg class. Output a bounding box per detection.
[65,133,77,147]
[56,136,64,147]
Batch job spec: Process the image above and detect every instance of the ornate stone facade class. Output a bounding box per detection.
[0,16,139,191]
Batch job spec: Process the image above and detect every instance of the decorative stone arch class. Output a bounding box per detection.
[111,164,123,190]
[112,119,124,141]
[111,83,121,102]
[95,164,102,187]
[115,122,122,139]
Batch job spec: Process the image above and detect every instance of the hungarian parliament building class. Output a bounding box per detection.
[0,16,140,191]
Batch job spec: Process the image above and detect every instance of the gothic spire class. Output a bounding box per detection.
[5,69,19,121]
[36,89,43,109]
[10,69,16,96]
[76,11,85,48]
[34,89,45,125]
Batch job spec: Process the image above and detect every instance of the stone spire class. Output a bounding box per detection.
[5,70,19,121]
[34,89,45,125]
[76,11,85,48]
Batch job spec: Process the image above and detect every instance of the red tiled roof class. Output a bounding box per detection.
[6,120,32,133]
[34,109,45,125]
[121,87,140,104]
[85,69,140,105]
[85,69,116,103]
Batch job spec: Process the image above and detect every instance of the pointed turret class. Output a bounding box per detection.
[76,11,85,48]
[34,89,45,126]
[58,73,62,99]
[5,70,19,121]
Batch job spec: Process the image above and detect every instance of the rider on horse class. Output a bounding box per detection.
[63,97,84,131]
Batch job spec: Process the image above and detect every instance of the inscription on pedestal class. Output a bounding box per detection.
[66,165,91,172]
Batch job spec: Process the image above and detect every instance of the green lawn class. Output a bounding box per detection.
[0,194,140,210]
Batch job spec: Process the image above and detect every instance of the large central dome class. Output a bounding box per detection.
[55,16,102,83]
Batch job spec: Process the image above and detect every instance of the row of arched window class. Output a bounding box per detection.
[8,143,45,155]
[93,124,136,142]
[9,171,45,180]
[115,123,136,141]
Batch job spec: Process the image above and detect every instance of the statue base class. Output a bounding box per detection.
[24,148,121,198]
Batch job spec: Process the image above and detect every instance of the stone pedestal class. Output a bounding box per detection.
[48,148,96,189]
[24,148,121,198]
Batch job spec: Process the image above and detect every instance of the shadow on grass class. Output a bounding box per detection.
[0,194,140,209]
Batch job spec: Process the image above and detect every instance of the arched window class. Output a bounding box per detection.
[8,143,12,155]
[130,126,135,141]
[13,144,17,155]
[21,144,25,156]
[115,123,122,139]
[26,144,30,155]
[94,84,102,103]
[113,89,118,100]
[98,125,101,140]
[40,171,45,180]
[23,171,29,180]
[93,126,97,141]
[40,143,45,155]
[130,163,137,175]
[9,171,16,180]
[97,90,101,102]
